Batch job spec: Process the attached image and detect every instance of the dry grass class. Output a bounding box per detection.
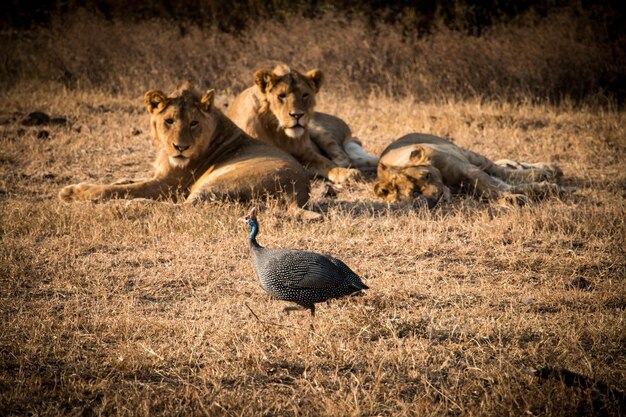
[1,84,624,416]
[1,9,622,103]
[1,13,626,417]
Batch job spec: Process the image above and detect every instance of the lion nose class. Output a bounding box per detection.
[425,196,438,209]
[289,112,304,121]
[173,144,190,152]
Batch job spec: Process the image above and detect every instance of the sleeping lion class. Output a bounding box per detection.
[374,133,564,207]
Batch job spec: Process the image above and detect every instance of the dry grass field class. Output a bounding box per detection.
[1,9,625,417]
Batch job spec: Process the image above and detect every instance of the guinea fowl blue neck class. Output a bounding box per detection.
[247,217,260,243]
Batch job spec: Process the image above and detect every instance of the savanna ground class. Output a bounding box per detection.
[1,3,625,416]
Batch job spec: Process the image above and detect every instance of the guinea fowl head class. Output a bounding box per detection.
[238,207,259,240]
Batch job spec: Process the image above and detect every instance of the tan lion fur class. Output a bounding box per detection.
[59,83,311,208]
[227,64,377,184]
[374,133,564,206]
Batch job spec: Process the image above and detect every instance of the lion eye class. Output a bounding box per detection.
[302,93,310,99]
[424,172,432,181]
[277,93,286,101]
[165,118,174,127]
[190,120,199,129]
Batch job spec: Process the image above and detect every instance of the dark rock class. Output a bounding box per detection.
[37,130,50,139]
[50,117,67,125]
[565,276,593,291]
[22,112,50,126]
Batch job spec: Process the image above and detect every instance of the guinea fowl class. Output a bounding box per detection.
[239,207,368,316]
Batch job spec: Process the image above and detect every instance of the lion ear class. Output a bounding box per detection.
[377,162,389,176]
[409,146,427,163]
[254,70,277,94]
[200,89,215,113]
[144,90,169,114]
[305,69,323,92]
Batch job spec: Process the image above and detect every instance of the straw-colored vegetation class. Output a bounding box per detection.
[1,8,625,417]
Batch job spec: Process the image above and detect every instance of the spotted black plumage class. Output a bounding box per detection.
[239,208,368,315]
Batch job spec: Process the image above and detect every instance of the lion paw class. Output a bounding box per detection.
[331,156,351,168]
[499,193,530,206]
[58,184,80,202]
[543,164,563,181]
[533,163,564,182]
[327,167,362,184]
[58,183,95,202]
[537,181,564,195]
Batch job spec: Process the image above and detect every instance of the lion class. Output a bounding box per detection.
[374,133,564,207]
[227,64,378,184]
[58,82,312,210]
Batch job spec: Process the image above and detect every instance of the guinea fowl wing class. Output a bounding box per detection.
[266,249,347,289]
[327,256,369,290]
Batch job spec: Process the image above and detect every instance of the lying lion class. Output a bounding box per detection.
[374,133,564,207]
[227,64,378,184]
[59,83,311,208]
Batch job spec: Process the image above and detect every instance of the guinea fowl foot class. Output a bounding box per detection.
[283,305,316,316]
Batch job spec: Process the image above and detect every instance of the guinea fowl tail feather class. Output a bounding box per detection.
[354,282,369,290]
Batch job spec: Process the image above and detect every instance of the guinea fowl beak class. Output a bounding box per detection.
[239,207,257,224]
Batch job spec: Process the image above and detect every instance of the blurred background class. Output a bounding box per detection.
[1,0,624,105]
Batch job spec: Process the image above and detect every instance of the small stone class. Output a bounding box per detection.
[131,128,142,136]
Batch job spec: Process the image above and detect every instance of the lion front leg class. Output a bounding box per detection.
[309,112,352,167]
[58,178,180,202]
[462,165,564,202]
[497,181,564,205]
[509,181,564,197]
[293,148,360,184]
[459,166,511,200]
[309,131,351,168]
[490,159,563,184]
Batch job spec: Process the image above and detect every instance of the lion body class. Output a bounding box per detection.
[59,83,310,207]
[374,133,563,206]
[227,65,377,184]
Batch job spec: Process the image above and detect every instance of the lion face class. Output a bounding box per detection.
[145,83,216,168]
[374,164,450,208]
[254,65,323,139]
